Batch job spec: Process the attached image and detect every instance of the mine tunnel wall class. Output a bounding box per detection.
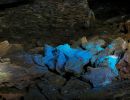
[88,0,130,20]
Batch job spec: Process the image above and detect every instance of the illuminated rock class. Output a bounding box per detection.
[0,53,48,89]
[33,45,56,70]
[0,41,11,57]
[56,50,67,74]
[82,67,117,87]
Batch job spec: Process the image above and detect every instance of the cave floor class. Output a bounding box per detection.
[0,1,130,100]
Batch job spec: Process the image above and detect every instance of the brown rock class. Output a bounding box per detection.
[0,93,24,100]
[0,41,11,57]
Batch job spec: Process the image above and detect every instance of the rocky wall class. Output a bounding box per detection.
[0,0,94,38]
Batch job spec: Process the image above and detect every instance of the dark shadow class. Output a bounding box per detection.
[0,0,34,10]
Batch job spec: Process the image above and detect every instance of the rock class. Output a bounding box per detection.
[29,47,43,54]
[33,45,56,70]
[57,44,93,75]
[6,44,24,55]
[0,41,11,57]
[126,20,130,33]
[0,53,48,89]
[82,67,117,87]
[107,37,127,55]
[71,36,88,48]
[65,57,85,75]
[91,37,127,69]
[61,79,90,100]
[82,38,105,54]
[24,86,47,100]
[0,57,10,63]
[0,40,24,57]
[41,72,66,88]
[37,81,62,100]
[95,55,119,76]
[82,37,106,48]
[9,52,35,67]
[56,50,67,74]
[0,93,24,100]
[116,51,130,79]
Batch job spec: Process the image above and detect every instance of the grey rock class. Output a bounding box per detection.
[0,53,48,89]
[82,67,117,87]
[37,81,62,100]
[61,79,90,100]
[41,71,66,88]
[24,86,47,100]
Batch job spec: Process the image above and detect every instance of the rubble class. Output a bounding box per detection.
[0,37,129,89]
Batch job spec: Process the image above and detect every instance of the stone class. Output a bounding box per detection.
[116,51,130,79]
[56,50,67,74]
[24,86,47,100]
[107,37,127,56]
[33,45,56,70]
[82,38,105,54]
[0,53,48,89]
[37,81,62,100]
[82,67,117,87]
[126,20,130,33]
[65,57,85,75]
[91,37,127,69]
[71,36,88,48]
[0,93,24,100]
[41,72,66,88]
[29,47,43,54]
[61,79,90,100]
[0,41,11,57]
[82,37,106,48]
[6,44,24,55]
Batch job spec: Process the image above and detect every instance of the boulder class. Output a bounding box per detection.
[33,45,56,70]
[91,37,127,68]
[0,53,48,89]
[116,51,130,79]
[24,86,47,100]
[0,41,11,57]
[0,41,24,57]
[107,37,127,55]
[37,81,62,100]
[61,79,90,100]
[82,67,117,87]
[40,72,66,88]
[71,36,88,48]
[56,50,67,74]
